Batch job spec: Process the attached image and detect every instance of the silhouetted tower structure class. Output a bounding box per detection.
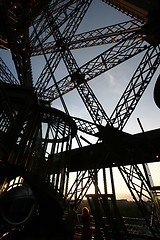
[0,0,160,239]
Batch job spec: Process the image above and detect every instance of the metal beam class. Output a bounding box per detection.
[119,164,160,238]
[31,19,142,56]
[0,1,33,87]
[41,32,146,101]
[110,44,160,129]
[102,0,149,22]
[35,0,92,92]
[30,0,79,48]
[0,57,19,85]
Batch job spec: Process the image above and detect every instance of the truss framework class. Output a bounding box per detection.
[31,19,142,56]
[119,164,160,237]
[0,0,160,238]
[39,32,146,100]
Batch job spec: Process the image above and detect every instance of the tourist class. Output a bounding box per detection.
[81,207,91,240]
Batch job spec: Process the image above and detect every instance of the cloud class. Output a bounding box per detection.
[106,71,126,95]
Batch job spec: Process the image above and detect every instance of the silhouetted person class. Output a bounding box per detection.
[65,204,78,240]
[81,207,91,240]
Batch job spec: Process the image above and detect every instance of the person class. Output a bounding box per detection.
[81,207,92,240]
[65,204,78,240]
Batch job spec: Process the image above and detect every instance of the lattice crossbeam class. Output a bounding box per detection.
[110,44,160,129]
[31,19,142,56]
[42,33,146,101]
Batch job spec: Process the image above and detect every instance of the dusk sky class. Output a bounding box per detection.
[0,0,160,199]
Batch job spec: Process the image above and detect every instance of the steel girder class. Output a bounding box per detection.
[110,44,160,129]
[34,0,92,92]
[31,19,142,56]
[119,164,160,237]
[0,57,19,85]
[30,0,81,48]
[0,1,33,87]
[102,0,149,22]
[41,32,146,101]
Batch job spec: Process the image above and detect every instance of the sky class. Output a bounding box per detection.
[0,0,160,200]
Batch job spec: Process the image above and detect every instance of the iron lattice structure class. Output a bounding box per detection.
[0,0,160,239]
